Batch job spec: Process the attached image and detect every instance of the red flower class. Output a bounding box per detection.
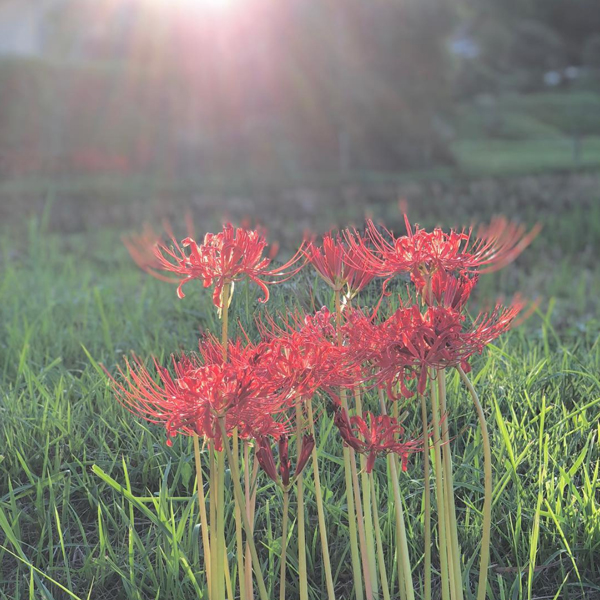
[345,298,525,397]
[334,407,421,473]
[122,223,179,284]
[413,269,478,311]
[347,216,540,282]
[153,223,305,307]
[122,216,195,283]
[104,351,285,450]
[255,433,315,489]
[257,307,358,395]
[304,231,375,298]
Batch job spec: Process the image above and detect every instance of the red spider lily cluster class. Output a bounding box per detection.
[112,214,538,600]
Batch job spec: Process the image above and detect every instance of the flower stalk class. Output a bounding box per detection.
[437,369,464,600]
[420,393,431,600]
[335,289,365,600]
[458,366,492,600]
[429,373,451,600]
[369,473,391,600]
[354,386,379,599]
[218,418,270,600]
[378,388,415,600]
[295,403,309,600]
[278,489,290,600]
[306,396,336,600]
[192,434,212,593]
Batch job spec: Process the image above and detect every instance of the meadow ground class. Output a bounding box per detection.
[0,182,599,600]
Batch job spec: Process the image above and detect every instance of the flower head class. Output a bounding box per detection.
[346,216,540,284]
[413,269,478,310]
[257,307,358,395]
[105,349,285,450]
[122,215,195,283]
[304,231,375,299]
[255,433,315,489]
[153,223,305,307]
[345,297,525,397]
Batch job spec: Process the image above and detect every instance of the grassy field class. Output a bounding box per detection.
[0,202,599,600]
[453,91,600,175]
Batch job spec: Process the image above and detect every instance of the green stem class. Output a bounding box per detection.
[370,473,391,600]
[354,387,379,599]
[279,490,290,600]
[389,394,407,598]
[216,446,226,600]
[420,394,431,600]
[350,449,374,600]
[457,366,492,600]
[193,435,212,593]
[438,369,464,600]
[244,442,254,600]
[218,282,239,600]
[225,553,233,600]
[233,430,246,600]
[218,418,270,600]
[296,403,309,600]
[378,388,415,600]
[220,283,231,357]
[392,400,406,600]
[209,443,217,600]
[306,397,336,600]
[429,373,451,600]
[335,290,364,600]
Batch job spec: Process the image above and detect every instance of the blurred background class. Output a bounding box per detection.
[1,0,600,226]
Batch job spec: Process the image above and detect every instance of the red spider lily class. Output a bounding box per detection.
[346,215,540,282]
[255,433,315,489]
[122,216,195,283]
[153,223,306,307]
[333,406,421,473]
[345,298,525,397]
[267,338,351,400]
[122,223,179,284]
[197,332,271,369]
[257,307,338,345]
[104,353,285,450]
[413,269,479,310]
[201,322,350,401]
[304,231,375,298]
[257,307,359,394]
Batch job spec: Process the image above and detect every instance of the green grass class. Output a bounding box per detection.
[452,90,600,176]
[499,92,600,137]
[453,138,600,176]
[0,213,599,600]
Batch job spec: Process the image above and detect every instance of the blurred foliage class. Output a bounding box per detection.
[467,0,600,61]
[455,91,600,140]
[2,0,600,183]
[0,0,456,178]
[583,34,600,70]
[499,92,600,135]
